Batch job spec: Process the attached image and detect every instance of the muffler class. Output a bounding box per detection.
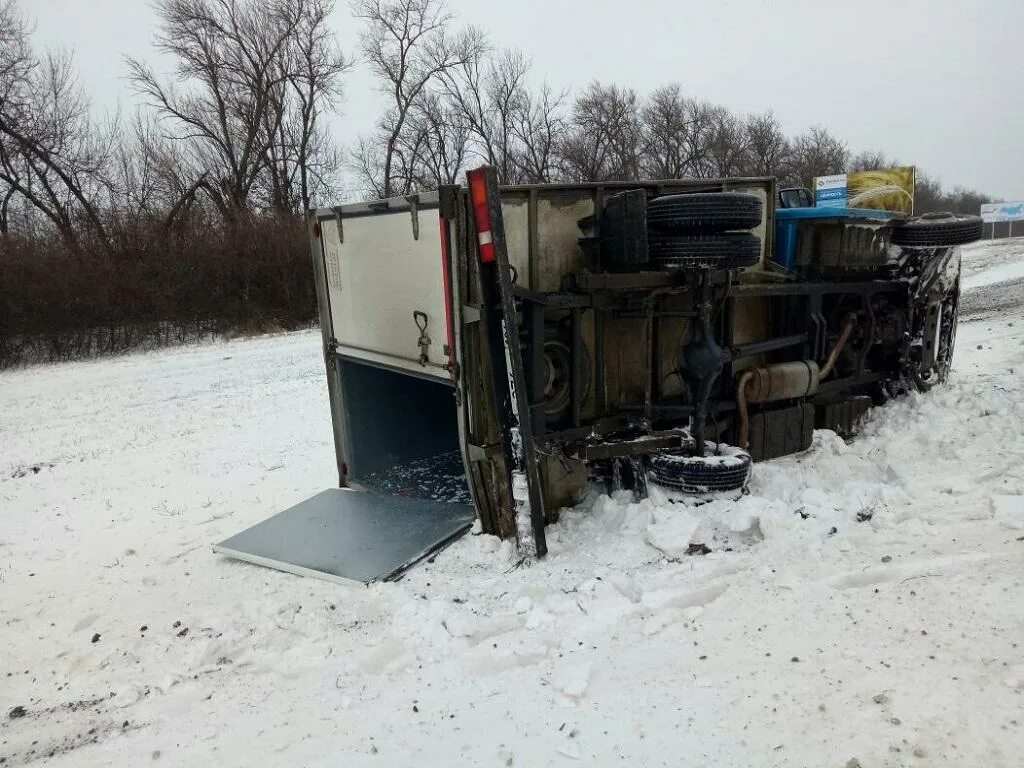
[735,314,857,449]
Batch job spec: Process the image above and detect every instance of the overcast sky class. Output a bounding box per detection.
[29,0,1024,201]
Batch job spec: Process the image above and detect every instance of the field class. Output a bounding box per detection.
[2,239,1024,767]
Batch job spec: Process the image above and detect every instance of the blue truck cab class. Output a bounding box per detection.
[772,188,904,275]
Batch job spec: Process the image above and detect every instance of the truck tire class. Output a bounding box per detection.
[647,192,763,233]
[646,442,752,494]
[648,233,760,269]
[891,213,983,248]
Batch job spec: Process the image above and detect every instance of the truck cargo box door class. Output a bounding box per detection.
[214,489,473,586]
[319,196,452,380]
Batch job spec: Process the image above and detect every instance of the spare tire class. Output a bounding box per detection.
[646,442,752,494]
[647,192,763,233]
[891,213,983,248]
[648,232,760,270]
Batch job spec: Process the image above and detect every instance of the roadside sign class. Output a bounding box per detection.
[814,166,916,214]
[981,202,1024,222]
[815,174,848,208]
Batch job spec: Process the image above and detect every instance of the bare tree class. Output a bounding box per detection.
[912,172,990,215]
[847,149,896,173]
[129,0,288,219]
[265,0,351,211]
[637,85,737,180]
[0,20,115,250]
[704,106,748,178]
[404,90,470,188]
[419,46,566,185]
[0,0,25,234]
[0,0,30,113]
[352,105,438,194]
[350,132,389,198]
[438,48,533,181]
[116,113,211,230]
[512,82,567,183]
[640,85,700,179]
[785,125,848,188]
[353,0,484,197]
[559,81,640,182]
[741,111,789,178]
[129,0,348,219]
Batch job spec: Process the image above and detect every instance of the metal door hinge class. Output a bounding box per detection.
[462,305,481,324]
[325,337,340,370]
[466,442,501,462]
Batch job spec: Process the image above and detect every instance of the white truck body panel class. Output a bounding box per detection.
[321,205,450,380]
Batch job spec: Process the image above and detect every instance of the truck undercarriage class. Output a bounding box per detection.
[460,169,970,556]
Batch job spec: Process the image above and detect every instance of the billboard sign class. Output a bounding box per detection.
[847,166,915,214]
[814,174,848,208]
[981,202,1024,223]
[814,166,915,214]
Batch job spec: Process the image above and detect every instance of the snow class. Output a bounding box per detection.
[965,260,1024,289]
[961,235,1024,288]
[3,240,1024,766]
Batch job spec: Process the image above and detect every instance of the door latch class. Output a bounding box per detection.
[413,311,431,366]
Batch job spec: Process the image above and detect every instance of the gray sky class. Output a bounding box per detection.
[30,0,1024,200]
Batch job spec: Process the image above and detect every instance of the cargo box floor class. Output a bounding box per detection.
[214,488,474,585]
[361,450,471,504]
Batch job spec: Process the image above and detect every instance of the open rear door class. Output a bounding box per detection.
[214,490,472,585]
[215,192,475,585]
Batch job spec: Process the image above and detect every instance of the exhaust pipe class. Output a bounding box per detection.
[736,315,857,449]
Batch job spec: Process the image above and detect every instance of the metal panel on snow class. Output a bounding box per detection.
[214,489,474,585]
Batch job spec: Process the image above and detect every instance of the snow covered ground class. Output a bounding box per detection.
[2,240,1024,767]
[961,236,1024,289]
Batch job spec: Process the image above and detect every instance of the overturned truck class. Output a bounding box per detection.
[216,169,980,584]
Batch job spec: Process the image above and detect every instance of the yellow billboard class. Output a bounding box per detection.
[814,166,916,214]
[847,166,915,214]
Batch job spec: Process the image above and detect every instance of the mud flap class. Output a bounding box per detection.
[214,489,474,586]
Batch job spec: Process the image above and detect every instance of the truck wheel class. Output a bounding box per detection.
[891,213,983,248]
[542,325,591,421]
[647,192,763,232]
[646,442,752,495]
[648,233,760,269]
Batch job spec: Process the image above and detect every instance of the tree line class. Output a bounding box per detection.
[348,0,991,212]
[0,0,349,366]
[0,0,995,367]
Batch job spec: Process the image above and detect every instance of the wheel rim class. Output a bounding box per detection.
[542,341,572,415]
[911,281,959,388]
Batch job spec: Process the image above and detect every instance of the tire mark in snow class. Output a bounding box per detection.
[0,693,148,766]
[640,581,729,612]
[163,543,203,564]
[828,550,1022,590]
